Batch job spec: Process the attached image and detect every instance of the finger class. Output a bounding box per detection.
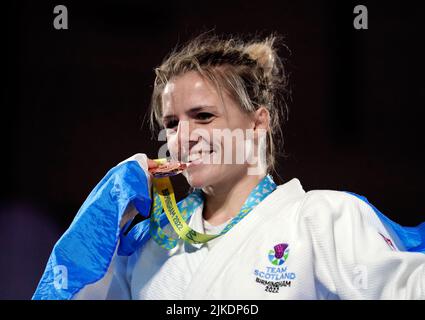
[147,159,159,169]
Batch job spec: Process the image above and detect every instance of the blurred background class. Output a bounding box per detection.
[1,0,424,299]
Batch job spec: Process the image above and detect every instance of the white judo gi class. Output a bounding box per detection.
[74,157,425,300]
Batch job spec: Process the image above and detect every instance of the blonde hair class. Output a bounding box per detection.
[149,32,290,176]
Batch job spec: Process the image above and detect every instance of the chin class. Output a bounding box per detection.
[183,164,220,188]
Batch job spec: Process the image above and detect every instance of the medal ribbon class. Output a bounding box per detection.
[150,174,277,250]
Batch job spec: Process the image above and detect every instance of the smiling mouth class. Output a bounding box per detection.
[187,150,215,163]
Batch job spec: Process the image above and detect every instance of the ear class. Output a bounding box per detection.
[253,106,270,131]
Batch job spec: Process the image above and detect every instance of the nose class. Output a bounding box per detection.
[176,119,200,162]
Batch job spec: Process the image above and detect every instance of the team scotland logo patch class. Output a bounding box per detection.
[268,243,289,265]
[253,242,296,293]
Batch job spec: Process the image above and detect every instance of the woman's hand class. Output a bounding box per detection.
[147,158,159,175]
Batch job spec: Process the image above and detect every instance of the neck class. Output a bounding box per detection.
[202,171,266,226]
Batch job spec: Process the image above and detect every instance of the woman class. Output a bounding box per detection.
[33,33,425,300]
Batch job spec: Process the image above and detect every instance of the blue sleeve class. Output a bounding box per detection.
[32,160,151,300]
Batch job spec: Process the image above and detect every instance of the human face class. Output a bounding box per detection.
[161,71,264,188]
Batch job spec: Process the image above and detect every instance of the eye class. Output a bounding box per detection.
[164,119,179,129]
[196,112,214,121]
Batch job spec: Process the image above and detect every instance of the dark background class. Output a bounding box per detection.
[1,0,424,299]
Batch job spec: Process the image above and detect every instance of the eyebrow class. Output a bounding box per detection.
[162,105,217,121]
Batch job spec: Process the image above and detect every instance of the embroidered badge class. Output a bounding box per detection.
[254,243,297,293]
[268,243,289,265]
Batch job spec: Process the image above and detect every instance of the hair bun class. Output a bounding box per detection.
[244,40,275,77]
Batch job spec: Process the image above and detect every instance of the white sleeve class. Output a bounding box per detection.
[301,190,425,300]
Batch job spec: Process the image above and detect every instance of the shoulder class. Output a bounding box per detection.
[269,179,372,220]
[298,188,375,221]
[302,189,369,214]
[271,178,372,221]
[294,187,411,257]
[271,180,405,251]
[264,179,389,237]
